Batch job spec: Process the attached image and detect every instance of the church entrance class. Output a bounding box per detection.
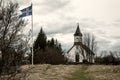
[75,53,79,62]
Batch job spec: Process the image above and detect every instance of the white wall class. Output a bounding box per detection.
[67,45,84,62]
[67,45,95,63]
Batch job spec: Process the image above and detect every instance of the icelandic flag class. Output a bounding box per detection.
[20,5,32,17]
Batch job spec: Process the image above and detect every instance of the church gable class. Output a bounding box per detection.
[67,45,84,62]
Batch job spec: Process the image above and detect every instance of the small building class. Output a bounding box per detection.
[66,24,95,63]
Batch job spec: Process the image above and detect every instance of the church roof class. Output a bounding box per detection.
[67,43,95,55]
[74,23,82,36]
[82,44,95,55]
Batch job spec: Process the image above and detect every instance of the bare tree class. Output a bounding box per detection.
[83,33,97,63]
[0,0,27,75]
[83,33,97,53]
[0,0,33,80]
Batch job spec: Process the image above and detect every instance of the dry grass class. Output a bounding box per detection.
[16,64,120,80]
[19,64,79,80]
[86,65,120,80]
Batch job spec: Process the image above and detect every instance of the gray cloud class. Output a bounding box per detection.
[109,41,120,51]
[45,23,75,34]
[110,35,120,40]
[33,0,70,15]
[16,0,120,53]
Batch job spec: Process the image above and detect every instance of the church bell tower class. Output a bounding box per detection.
[74,23,82,45]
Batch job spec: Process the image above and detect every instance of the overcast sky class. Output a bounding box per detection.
[16,0,120,54]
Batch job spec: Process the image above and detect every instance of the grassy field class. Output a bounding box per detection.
[19,64,120,80]
[67,65,94,80]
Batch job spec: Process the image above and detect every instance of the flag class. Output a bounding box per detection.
[20,5,32,17]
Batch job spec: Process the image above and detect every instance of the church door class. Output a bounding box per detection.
[75,53,79,62]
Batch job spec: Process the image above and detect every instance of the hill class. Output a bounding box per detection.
[11,64,120,80]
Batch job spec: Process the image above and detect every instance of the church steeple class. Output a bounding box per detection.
[74,23,82,45]
[74,23,82,36]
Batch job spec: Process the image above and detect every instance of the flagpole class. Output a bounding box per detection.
[31,3,34,65]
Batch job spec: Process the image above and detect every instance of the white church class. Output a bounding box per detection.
[66,24,95,63]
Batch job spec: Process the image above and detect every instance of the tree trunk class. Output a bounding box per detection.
[0,50,10,74]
